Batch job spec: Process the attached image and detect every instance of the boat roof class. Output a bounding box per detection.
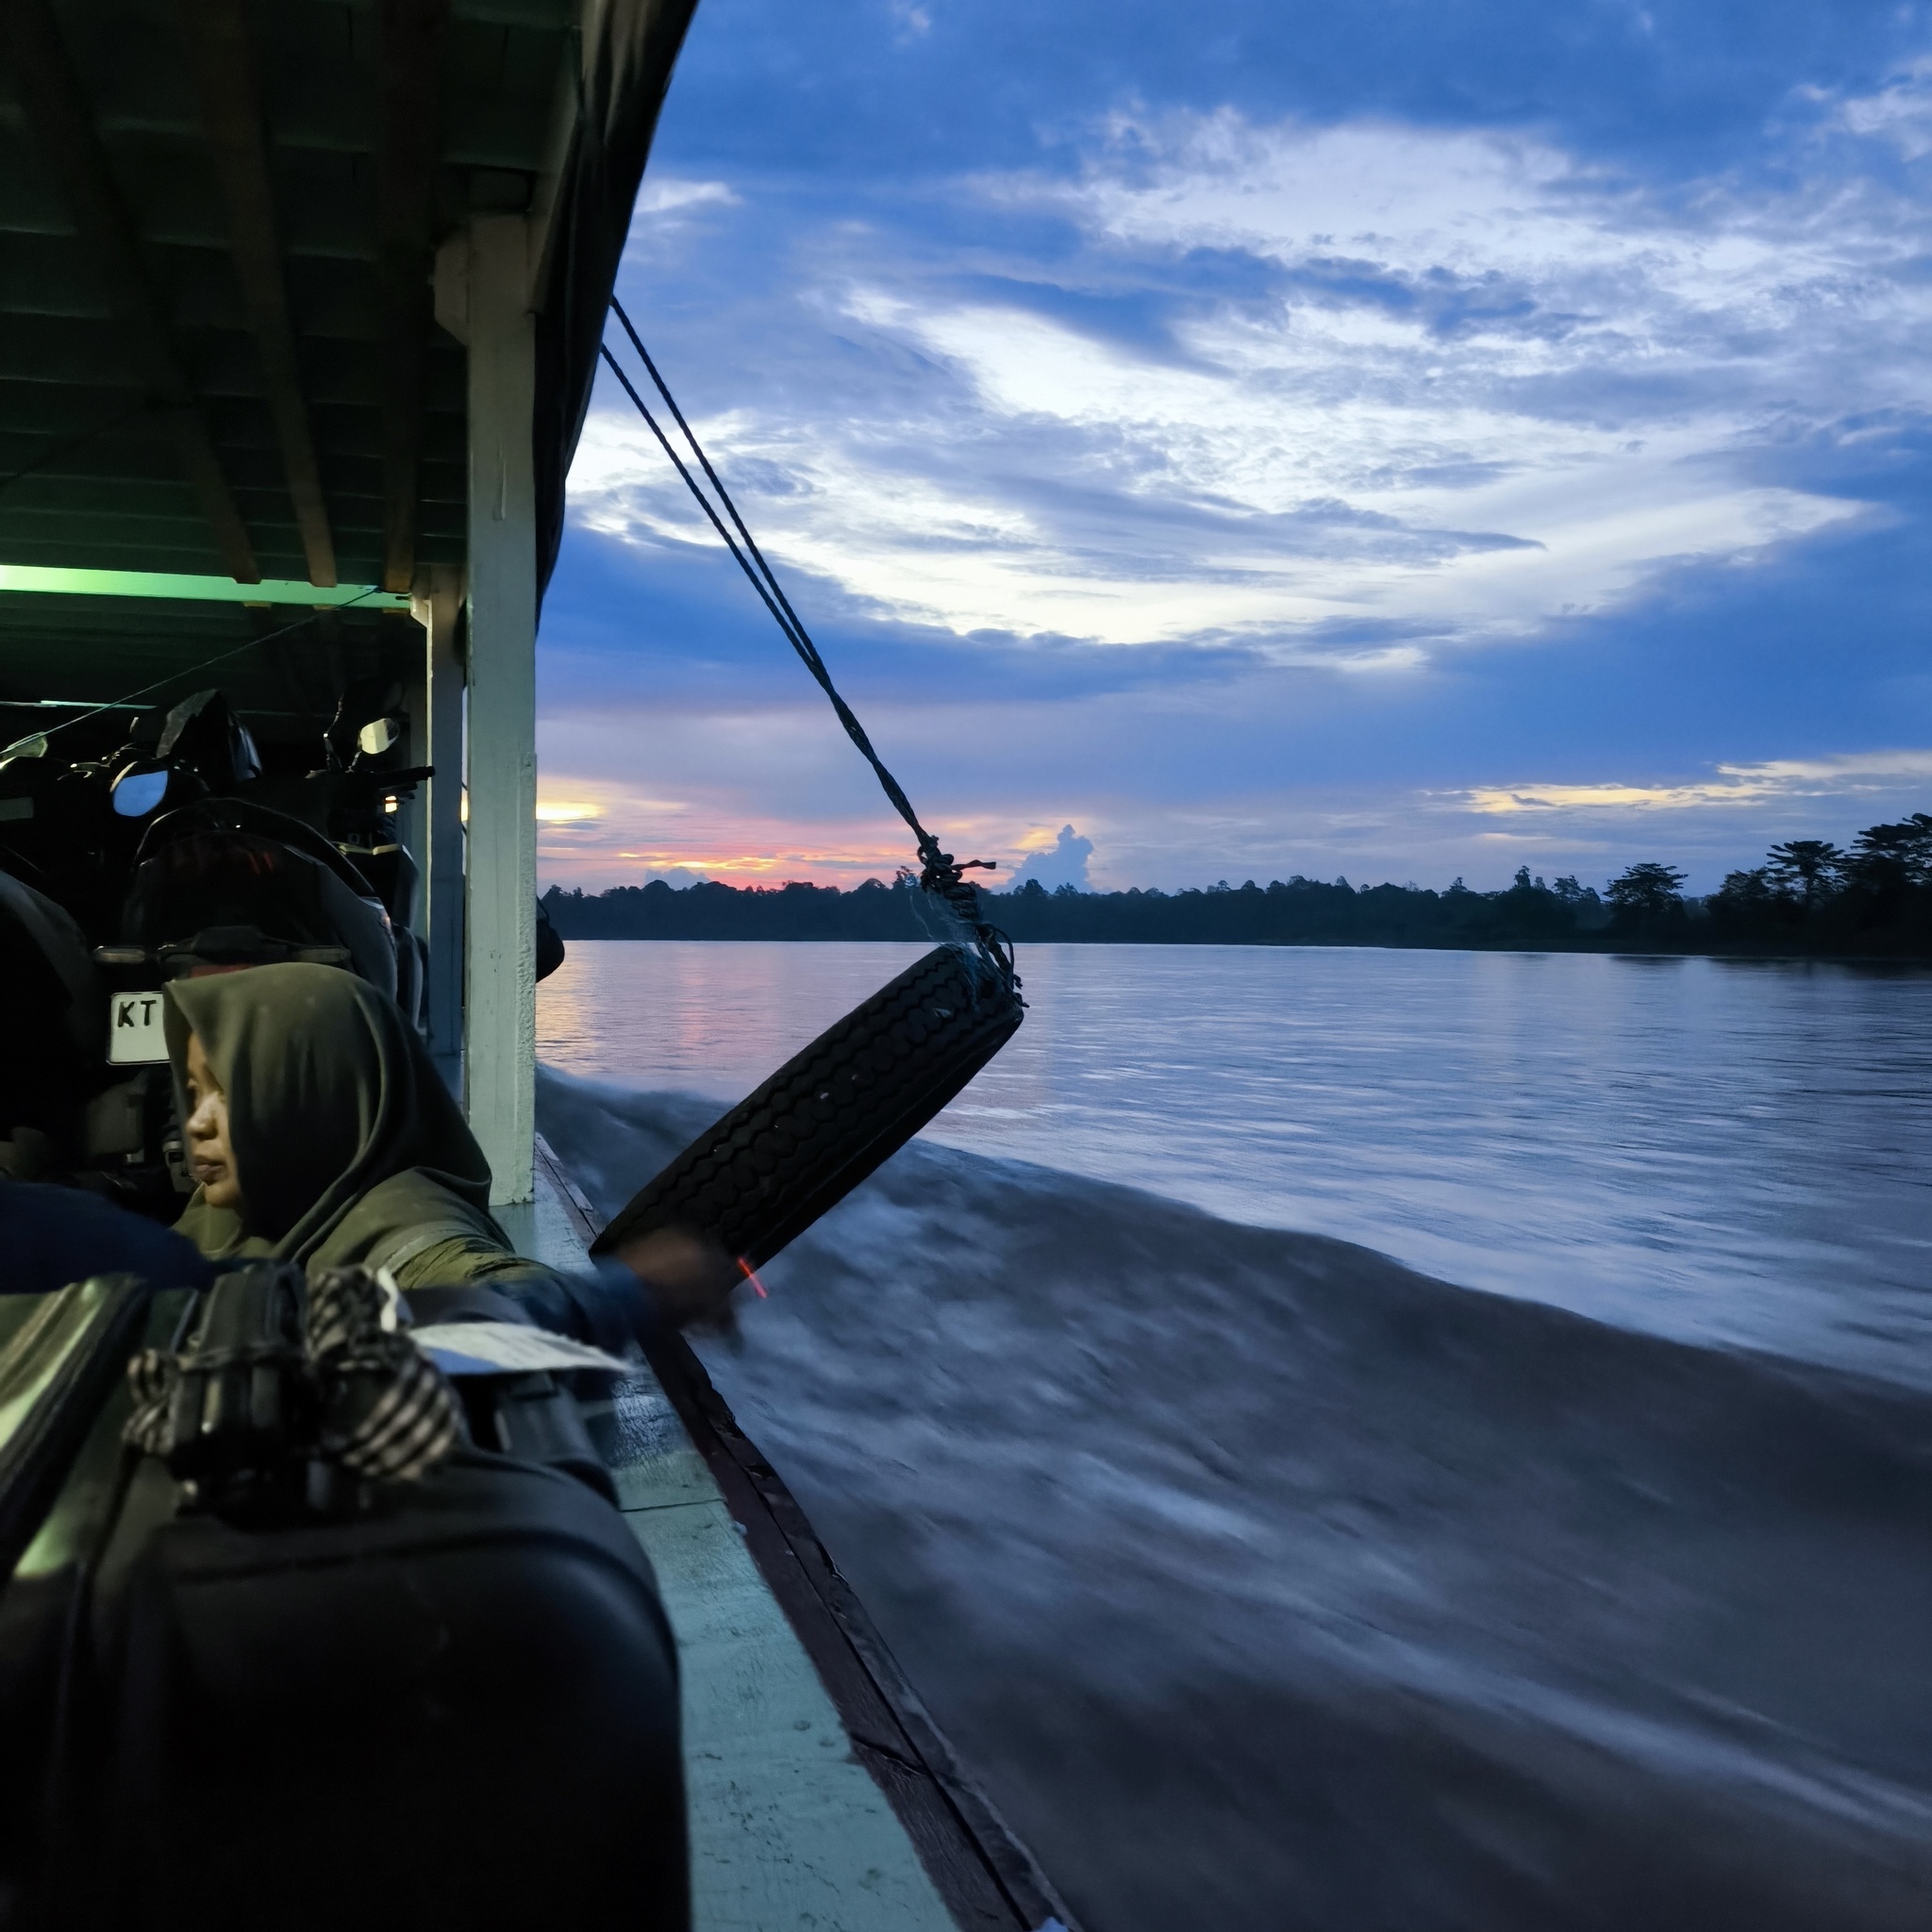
[0,0,691,727]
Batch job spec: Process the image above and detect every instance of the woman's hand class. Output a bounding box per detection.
[612,1225,743,1329]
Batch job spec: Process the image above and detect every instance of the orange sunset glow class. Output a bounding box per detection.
[534,787,1020,890]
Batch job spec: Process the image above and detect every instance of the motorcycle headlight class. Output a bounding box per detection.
[111,760,173,818]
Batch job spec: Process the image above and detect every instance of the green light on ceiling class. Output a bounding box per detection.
[0,564,412,611]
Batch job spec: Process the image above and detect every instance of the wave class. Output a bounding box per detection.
[539,1064,1932,1932]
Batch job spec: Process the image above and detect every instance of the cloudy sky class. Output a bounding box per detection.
[535,0,1932,893]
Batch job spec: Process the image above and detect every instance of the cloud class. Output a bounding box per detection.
[576,105,1920,671]
[1459,749,1932,814]
[634,177,741,217]
[540,5,1932,895]
[1004,824,1094,891]
[1824,58,1932,159]
[634,0,1932,189]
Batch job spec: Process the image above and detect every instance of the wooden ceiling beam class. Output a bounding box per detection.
[375,0,450,596]
[2,0,261,583]
[176,0,338,588]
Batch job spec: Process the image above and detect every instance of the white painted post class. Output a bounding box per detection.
[454,214,537,1206]
[410,561,466,1097]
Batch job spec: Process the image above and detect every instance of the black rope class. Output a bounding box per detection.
[600,307,1014,980]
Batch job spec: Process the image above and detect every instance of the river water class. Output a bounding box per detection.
[537,941,1932,1932]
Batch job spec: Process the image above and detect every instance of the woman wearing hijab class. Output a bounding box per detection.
[165,961,734,1349]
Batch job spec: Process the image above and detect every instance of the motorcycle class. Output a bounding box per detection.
[0,686,443,1215]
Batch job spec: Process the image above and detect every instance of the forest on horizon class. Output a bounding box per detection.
[542,814,1932,958]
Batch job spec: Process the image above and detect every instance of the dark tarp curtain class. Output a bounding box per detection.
[534,0,701,597]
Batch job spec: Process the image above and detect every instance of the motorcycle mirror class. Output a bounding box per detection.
[112,761,173,818]
[357,715,401,758]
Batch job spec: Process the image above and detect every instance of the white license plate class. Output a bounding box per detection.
[107,991,170,1065]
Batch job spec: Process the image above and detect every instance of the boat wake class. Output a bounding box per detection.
[540,1065,1932,1932]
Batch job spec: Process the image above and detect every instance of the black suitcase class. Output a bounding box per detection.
[0,1267,688,1932]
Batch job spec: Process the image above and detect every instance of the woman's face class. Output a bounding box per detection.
[183,1031,243,1210]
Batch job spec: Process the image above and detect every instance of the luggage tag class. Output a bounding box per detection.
[409,1322,632,1378]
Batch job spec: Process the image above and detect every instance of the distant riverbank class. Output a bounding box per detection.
[541,862,1932,958]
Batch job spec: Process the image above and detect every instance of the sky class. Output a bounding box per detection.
[535,0,1932,894]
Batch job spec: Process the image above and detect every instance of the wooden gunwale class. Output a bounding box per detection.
[534,1132,1079,1932]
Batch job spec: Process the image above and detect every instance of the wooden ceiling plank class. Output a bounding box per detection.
[376,0,452,595]
[2,0,261,582]
[175,0,338,587]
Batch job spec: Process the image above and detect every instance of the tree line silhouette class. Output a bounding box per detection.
[1704,813,1932,949]
[541,811,1931,956]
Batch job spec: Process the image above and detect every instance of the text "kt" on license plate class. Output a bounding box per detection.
[108,991,170,1065]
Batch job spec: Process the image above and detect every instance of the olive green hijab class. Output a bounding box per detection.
[166,962,508,1273]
